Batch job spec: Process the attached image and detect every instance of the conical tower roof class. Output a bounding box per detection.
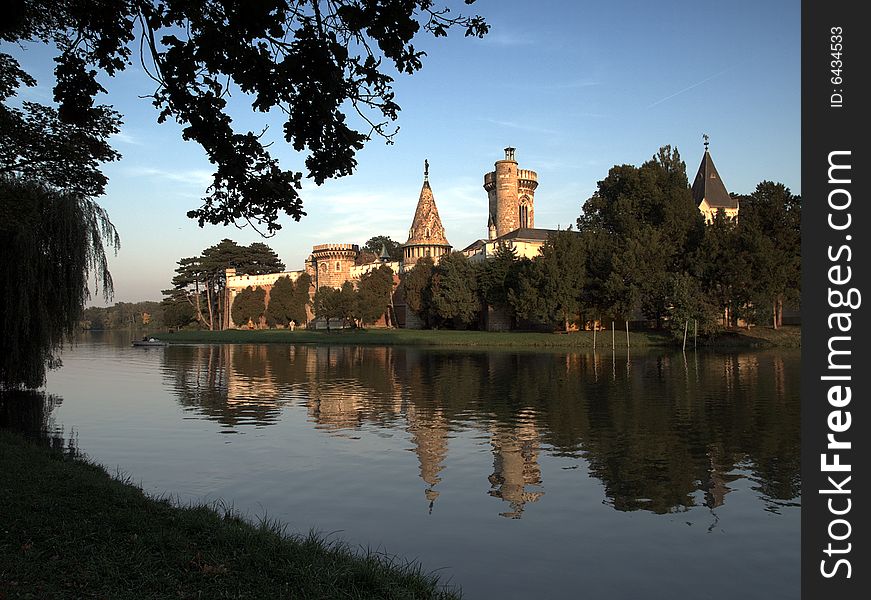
[405,161,450,248]
[692,146,737,210]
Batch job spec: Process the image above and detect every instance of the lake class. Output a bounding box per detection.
[6,332,800,599]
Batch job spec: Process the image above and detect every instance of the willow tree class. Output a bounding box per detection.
[1,47,120,389]
[0,178,119,388]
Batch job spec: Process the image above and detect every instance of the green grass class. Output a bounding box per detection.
[0,431,461,599]
[161,325,800,349]
[707,325,801,349]
[163,327,675,348]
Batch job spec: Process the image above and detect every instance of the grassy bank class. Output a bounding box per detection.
[162,326,800,349]
[163,327,674,348]
[0,431,459,599]
[706,325,801,349]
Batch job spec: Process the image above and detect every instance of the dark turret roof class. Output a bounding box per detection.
[692,150,737,210]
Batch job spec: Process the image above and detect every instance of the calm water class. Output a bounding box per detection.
[7,332,800,599]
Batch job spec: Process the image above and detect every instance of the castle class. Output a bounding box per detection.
[225,144,732,328]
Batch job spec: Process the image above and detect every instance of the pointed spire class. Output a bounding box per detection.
[379,242,390,261]
[405,161,450,247]
[692,145,736,210]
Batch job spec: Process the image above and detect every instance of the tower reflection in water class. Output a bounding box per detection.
[160,344,800,518]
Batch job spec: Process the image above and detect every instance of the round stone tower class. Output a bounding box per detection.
[483,147,538,238]
[308,243,359,289]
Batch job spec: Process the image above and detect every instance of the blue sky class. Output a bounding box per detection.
[8,0,800,303]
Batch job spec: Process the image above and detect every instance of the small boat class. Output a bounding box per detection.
[132,338,169,347]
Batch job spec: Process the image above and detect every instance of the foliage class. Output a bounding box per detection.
[476,242,517,308]
[0,40,120,389]
[577,146,704,327]
[313,285,342,328]
[429,252,478,328]
[3,0,488,233]
[167,239,285,330]
[736,182,801,327]
[82,301,164,330]
[337,281,359,327]
[0,177,118,389]
[231,286,266,328]
[664,272,719,341]
[264,276,296,327]
[357,265,395,325]
[160,295,196,330]
[291,273,313,324]
[528,230,585,331]
[265,274,311,327]
[401,257,435,326]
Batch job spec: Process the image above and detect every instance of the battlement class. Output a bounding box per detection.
[312,243,359,253]
[226,270,303,290]
[517,169,538,183]
[484,171,496,190]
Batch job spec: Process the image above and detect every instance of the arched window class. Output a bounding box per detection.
[335,261,341,271]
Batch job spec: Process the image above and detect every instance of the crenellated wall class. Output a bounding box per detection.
[308,243,360,290]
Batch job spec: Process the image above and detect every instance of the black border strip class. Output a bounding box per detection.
[802,1,868,596]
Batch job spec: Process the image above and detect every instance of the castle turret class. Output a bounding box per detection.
[308,243,359,289]
[484,147,538,238]
[402,160,452,268]
[692,135,738,223]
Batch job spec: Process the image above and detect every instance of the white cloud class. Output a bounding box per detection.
[123,166,214,188]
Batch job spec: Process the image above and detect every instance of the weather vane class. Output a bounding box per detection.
[424,158,429,182]
[703,133,710,151]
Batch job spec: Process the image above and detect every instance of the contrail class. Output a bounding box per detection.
[647,67,733,108]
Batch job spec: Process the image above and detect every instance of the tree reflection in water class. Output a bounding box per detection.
[159,344,800,518]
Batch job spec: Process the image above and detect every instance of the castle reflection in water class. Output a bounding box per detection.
[160,344,799,519]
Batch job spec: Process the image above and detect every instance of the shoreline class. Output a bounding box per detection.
[158,325,800,349]
[0,431,461,599]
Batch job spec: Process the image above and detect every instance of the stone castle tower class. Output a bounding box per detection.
[483,147,538,239]
[306,243,359,289]
[402,160,452,267]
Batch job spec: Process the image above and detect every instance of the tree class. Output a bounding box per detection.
[231,286,266,328]
[362,235,403,261]
[577,146,704,328]
[477,242,517,309]
[531,230,585,331]
[168,239,285,330]
[430,252,478,328]
[4,1,488,233]
[402,257,435,327]
[1,41,120,389]
[357,265,395,325]
[694,210,742,327]
[161,293,196,330]
[738,182,801,328]
[337,281,359,327]
[313,285,341,329]
[1,177,118,388]
[264,276,296,328]
[290,272,313,325]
